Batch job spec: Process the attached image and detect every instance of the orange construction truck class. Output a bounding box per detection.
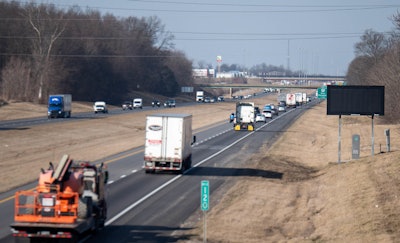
[10,154,108,242]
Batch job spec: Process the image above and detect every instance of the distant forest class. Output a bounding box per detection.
[0,1,193,104]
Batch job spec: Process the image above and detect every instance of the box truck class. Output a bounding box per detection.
[47,94,72,118]
[196,91,204,102]
[133,98,143,109]
[286,93,296,108]
[144,114,195,173]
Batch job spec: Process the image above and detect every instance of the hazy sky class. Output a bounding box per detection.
[26,0,400,75]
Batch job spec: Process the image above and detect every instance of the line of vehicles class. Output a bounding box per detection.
[46,91,310,119]
[122,98,176,110]
[122,98,143,110]
[196,91,224,103]
[46,94,179,119]
[232,101,282,131]
[232,92,311,131]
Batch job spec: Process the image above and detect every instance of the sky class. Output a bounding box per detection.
[21,0,400,75]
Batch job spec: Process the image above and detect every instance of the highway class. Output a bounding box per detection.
[0,102,196,130]
[0,100,316,242]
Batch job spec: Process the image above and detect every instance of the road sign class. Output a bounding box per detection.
[201,180,209,211]
[317,86,327,99]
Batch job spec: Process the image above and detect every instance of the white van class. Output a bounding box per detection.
[133,98,143,109]
[93,101,108,113]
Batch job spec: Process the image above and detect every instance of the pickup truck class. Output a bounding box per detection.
[164,99,176,108]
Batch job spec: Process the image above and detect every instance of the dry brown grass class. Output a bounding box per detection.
[178,102,400,243]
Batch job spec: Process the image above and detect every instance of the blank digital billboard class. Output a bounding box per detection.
[327,85,384,116]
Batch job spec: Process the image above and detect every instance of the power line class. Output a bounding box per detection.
[129,0,400,9]
[13,0,400,14]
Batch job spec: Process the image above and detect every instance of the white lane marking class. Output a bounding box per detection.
[105,174,183,226]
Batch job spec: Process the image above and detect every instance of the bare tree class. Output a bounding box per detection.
[22,3,66,102]
[354,29,388,62]
[145,16,175,51]
[1,57,32,101]
[392,10,400,31]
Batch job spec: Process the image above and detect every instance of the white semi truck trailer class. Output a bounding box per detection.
[144,114,195,173]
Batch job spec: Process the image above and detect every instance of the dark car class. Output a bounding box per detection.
[164,99,176,108]
[122,101,132,110]
[152,99,161,107]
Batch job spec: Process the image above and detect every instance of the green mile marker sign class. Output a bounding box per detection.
[201,180,209,211]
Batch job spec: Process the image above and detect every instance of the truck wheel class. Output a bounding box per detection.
[187,155,192,169]
[14,237,32,243]
[179,166,186,174]
[58,233,78,243]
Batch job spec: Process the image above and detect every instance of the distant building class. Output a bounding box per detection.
[193,69,215,78]
[216,71,246,78]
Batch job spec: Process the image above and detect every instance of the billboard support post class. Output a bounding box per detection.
[385,129,391,152]
[338,115,342,163]
[371,115,375,156]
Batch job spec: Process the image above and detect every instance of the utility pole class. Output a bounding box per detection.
[287,39,290,71]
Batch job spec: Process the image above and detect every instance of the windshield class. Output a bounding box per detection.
[49,103,62,108]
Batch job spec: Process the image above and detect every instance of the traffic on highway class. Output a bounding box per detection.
[0,93,318,242]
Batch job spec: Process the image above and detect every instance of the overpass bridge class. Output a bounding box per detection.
[195,76,343,96]
[255,76,346,82]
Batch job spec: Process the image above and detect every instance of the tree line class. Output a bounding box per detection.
[347,11,400,123]
[0,1,193,105]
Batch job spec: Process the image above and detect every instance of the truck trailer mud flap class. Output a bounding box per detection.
[234,124,254,131]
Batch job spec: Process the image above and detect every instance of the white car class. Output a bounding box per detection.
[255,113,266,123]
[263,110,272,119]
[278,105,286,112]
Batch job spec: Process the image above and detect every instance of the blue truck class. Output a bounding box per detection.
[47,94,72,118]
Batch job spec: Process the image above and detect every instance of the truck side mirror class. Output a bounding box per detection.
[192,135,196,145]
